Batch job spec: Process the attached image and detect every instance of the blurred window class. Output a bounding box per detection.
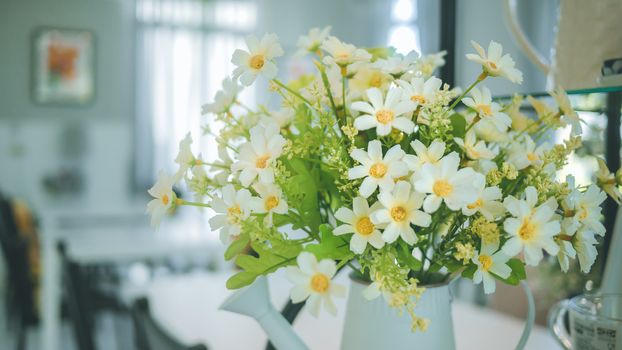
[387,0,420,55]
[134,0,256,189]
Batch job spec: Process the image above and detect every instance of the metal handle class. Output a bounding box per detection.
[502,0,551,74]
[547,300,572,350]
[515,281,536,350]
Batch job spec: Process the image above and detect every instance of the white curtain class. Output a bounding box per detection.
[134,0,256,188]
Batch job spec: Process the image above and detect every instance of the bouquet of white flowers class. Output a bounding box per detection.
[147,27,619,330]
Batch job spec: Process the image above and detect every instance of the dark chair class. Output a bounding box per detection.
[58,241,98,350]
[0,194,38,350]
[131,298,207,350]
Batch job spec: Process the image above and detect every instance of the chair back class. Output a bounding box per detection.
[0,194,37,326]
[58,241,97,350]
[131,298,207,350]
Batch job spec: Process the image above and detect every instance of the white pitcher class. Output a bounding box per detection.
[341,276,455,350]
[221,274,536,350]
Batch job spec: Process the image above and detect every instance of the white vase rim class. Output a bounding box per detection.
[347,271,454,289]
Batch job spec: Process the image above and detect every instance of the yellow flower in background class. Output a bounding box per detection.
[595,157,621,203]
[232,33,284,86]
[286,252,346,317]
[466,40,523,83]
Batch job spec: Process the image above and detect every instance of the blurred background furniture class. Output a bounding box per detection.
[131,298,207,350]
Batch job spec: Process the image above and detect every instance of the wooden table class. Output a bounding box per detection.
[39,211,219,350]
[146,271,563,350]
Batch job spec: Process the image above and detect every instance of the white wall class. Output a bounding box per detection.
[0,0,139,213]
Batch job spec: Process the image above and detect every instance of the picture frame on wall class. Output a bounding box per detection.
[32,27,95,106]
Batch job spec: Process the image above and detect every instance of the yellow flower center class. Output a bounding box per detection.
[478,254,493,271]
[369,73,383,88]
[578,204,588,220]
[249,54,265,70]
[255,154,270,169]
[265,196,279,210]
[526,153,538,162]
[467,198,483,210]
[486,61,498,71]
[227,205,242,217]
[518,219,536,241]
[161,194,169,205]
[369,163,388,178]
[375,109,395,124]
[433,179,453,197]
[476,104,493,116]
[355,217,374,236]
[310,273,330,293]
[390,206,407,222]
[411,95,426,104]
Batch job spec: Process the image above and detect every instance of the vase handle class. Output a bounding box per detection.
[547,300,572,350]
[515,281,536,350]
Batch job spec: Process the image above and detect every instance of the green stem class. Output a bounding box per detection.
[342,75,348,117]
[179,200,210,208]
[448,73,486,111]
[272,79,315,109]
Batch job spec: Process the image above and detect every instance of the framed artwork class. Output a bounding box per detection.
[32,27,95,105]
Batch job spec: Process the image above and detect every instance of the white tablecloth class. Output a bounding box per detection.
[146,271,562,350]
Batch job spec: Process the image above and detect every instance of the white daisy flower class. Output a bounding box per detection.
[174,133,201,180]
[373,51,418,77]
[321,36,371,68]
[296,26,332,55]
[232,33,284,86]
[208,184,253,242]
[212,145,233,186]
[556,239,576,273]
[573,228,599,273]
[462,176,504,220]
[412,51,447,78]
[412,152,481,213]
[334,197,385,254]
[564,184,607,236]
[250,182,288,227]
[370,181,431,244]
[596,157,621,203]
[146,171,177,228]
[472,243,512,294]
[202,78,241,115]
[550,87,582,135]
[507,135,550,170]
[232,122,287,187]
[466,40,523,84]
[347,140,408,198]
[502,187,561,266]
[351,87,416,136]
[454,130,497,161]
[463,87,512,133]
[403,139,445,172]
[286,252,346,317]
[396,76,443,109]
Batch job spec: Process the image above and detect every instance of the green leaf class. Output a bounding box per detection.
[450,113,466,138]
[496,258,526,286]
[304,224,351,260]
[226,240,302,289]
[461,264,477,279]
[285,158,321,232]
[396,241,422,271]
[224,233,250,261]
